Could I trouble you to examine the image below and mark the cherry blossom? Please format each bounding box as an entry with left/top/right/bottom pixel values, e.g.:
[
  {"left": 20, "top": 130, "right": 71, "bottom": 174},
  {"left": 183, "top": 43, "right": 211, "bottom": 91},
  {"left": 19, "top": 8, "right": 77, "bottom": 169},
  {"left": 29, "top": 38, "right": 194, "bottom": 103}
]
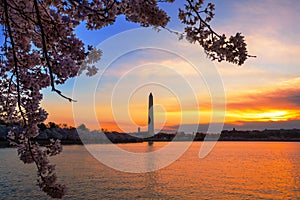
[{"left": 179, "top": 0, "right": 254, "bottom": 65}]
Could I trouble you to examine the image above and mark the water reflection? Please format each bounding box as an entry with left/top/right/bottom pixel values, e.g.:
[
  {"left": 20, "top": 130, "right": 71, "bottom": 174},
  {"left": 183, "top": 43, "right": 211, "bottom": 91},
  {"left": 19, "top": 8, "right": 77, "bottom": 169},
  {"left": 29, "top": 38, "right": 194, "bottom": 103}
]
[{"left": 0, "top": 142, "right": 299, "bottom": 199}]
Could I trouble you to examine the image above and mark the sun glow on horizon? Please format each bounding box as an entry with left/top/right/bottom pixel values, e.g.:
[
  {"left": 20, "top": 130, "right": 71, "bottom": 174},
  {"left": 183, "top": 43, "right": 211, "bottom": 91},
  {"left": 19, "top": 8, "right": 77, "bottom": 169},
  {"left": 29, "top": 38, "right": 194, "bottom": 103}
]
[
  {"left": 257, "top": 111, "right": 288, "bottom": 121},
  {"left": 225, "top": 109, "right": 300, "bottom": 123}
]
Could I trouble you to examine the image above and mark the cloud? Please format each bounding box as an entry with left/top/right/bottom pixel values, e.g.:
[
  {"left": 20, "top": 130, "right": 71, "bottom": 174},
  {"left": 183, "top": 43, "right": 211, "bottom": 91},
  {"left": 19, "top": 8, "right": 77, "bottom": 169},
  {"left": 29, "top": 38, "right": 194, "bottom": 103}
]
[
  {"left": 246, "top": 35, "right": 300, "bottom": 66},
  {"left": 285, "top": 93, "right": 300, "bottom": 106},
  {"left": 217, "top": 0, "right": 300, "bottom": 38},
  {"left": 166, "top": 119, "right": 300, "bottom": 132},
  {"left": 227, "top": 78, "right": 300, "bottom": 110},
  {"left": 267, "top": 88, "right": 300, "bottom": 107}
]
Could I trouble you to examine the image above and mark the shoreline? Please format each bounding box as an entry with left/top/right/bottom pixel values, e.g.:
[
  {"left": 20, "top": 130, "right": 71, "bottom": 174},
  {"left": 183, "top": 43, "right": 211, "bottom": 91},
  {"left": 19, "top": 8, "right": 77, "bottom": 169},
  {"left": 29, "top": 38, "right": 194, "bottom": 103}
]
[
  {"left": 1, "top": 126, "right": 299, "bottom": 148},
  {"left": 1, "top": 138, "right": 300, "bottom": 148}
]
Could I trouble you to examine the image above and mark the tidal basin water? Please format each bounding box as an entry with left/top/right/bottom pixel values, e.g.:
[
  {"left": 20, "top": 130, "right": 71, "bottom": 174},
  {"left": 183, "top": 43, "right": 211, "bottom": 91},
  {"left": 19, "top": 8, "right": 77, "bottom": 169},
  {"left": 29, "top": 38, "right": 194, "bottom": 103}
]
[{"left": 0, "top": 142, "right": 299, "bottom": 199}]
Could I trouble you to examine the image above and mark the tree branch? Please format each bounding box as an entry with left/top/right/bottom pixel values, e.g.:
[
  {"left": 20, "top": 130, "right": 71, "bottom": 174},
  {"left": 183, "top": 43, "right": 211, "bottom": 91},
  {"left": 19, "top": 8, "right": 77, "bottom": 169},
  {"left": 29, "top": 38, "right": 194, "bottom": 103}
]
[
  {"left": 33, "top": 0, "right": 76, "bottom": 102},
  {"left": 186, "top": 0, "right": 220, "bottom": 37},
  {"left": 3, "top": 0, "right": 27, "bottom": 126}
]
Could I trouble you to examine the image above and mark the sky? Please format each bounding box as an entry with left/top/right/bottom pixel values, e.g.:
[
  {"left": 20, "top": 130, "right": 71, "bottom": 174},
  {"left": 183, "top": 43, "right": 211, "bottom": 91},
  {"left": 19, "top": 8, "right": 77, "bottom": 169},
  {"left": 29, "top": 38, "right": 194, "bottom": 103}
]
[{"left": 42, "top": 0, "right": 300, "bottom": 132}]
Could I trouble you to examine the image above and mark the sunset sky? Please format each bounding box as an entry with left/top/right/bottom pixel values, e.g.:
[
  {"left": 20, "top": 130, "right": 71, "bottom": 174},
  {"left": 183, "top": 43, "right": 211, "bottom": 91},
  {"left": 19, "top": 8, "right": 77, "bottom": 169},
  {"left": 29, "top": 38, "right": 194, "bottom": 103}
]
[{"left": 42, "top": 0, "right": 300, "bottom": 132}]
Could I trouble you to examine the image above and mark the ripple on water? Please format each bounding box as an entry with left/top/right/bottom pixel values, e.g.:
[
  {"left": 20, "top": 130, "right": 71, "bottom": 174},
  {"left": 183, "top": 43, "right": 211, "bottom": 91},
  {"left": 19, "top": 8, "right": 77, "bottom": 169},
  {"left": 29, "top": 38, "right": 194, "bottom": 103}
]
[{"left": 0, "top": 142, "right": 299, "bottom": 199}]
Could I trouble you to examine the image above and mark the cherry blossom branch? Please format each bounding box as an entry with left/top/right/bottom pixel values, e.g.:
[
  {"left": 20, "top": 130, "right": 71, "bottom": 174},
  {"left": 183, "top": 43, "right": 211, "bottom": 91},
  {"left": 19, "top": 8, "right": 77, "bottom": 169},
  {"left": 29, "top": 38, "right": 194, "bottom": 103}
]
[
  {"left": 3, "top": 0, "right": 27, "bottom": 126},
  {"left": 33, "top": 0, "right": 76, "bottom": 102},
  {"left": 7, "top": 131, "right": 66, "bottom": 199},
  {"left": 187, "top": 0, "right": 256, "bottom": 59},
  {"left": 186, "top": 0, "right": 220, "bottom": 37},
  {"left": 68, "top": 0, "right": 118, "bottom": 28},
  {"left": 179, "top": 0, "right": 255, "bottom": 65},
  {"left": 5, "top": 72, "right": 15, "bottom": 109},
  {"left": 7, "top": 2, "right": 38, "bottom": 25},
  {"left": 27, "top": 139, "right": 64, "bottom": 198}
]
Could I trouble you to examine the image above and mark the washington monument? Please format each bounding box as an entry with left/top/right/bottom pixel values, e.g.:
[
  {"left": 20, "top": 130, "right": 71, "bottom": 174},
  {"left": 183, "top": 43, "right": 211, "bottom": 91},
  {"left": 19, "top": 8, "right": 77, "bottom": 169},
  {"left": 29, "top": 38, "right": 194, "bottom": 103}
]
[{"left": 148, "top": 92, "right": 154, "bottom": 136}]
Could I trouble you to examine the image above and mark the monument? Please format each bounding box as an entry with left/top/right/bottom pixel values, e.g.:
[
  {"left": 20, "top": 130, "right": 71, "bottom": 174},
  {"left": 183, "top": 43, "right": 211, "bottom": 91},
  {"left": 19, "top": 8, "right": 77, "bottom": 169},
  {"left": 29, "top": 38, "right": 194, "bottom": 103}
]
[
  {"left": 148, "top": 92, "right": 154, "bottom": 145},
  {"left": 148, "top": 92, "right": 154, "bottom": 135}
]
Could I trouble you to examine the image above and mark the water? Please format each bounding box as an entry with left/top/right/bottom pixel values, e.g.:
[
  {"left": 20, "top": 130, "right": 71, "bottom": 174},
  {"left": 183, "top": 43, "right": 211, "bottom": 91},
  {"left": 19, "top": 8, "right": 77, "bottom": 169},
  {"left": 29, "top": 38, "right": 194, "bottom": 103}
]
[{"left": 0, "top": 142, "right": 299, "bottom": 199}]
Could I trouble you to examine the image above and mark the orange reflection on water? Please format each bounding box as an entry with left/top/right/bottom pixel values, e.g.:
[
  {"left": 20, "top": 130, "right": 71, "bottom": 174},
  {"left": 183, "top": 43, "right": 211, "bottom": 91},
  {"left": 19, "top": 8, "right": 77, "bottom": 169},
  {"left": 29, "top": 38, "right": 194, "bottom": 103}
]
[
  {"left": 47, "top": 142, "right": 300, "bottom": 199},
  {"left": 162, "top": 142, "right": 300, "bottom": 199}
]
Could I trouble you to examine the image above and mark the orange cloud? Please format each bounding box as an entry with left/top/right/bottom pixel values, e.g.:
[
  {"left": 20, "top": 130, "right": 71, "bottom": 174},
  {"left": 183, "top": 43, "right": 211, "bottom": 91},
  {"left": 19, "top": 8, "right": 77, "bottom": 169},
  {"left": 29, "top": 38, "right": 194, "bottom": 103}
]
[{"left": 225, "top": 78, "right": 300, "bottom": 123}]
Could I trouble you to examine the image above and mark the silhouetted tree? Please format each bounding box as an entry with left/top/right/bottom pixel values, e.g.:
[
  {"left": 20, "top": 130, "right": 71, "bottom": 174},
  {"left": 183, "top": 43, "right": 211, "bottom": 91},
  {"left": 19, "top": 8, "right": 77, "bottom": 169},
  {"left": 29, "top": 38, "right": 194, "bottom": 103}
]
[{"left": 37, "top": 123, "right": 47, "bottom": 131}]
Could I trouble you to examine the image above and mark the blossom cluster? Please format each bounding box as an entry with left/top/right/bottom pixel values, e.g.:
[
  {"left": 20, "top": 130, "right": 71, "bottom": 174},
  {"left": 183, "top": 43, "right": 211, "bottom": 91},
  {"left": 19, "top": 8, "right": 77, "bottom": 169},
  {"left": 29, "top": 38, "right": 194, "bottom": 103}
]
[
  {"left": 7, "top": 131, "right": 65, "bottom": 198},
  {"left": 179, "top": 0, "right": 250, "bottom": 65}
]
